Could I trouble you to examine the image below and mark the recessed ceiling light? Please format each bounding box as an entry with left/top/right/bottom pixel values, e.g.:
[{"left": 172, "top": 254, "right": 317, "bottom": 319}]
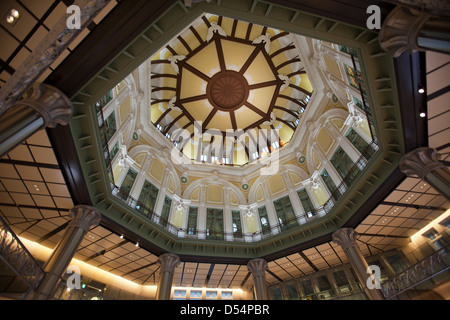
[{"left": 5, "top": 8, "right": 20, "bottom": 25}]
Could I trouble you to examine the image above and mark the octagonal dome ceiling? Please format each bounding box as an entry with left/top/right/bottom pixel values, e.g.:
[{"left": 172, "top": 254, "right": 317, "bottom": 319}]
[{"left": 150, "top": 13, "right": 313, "bottom": 166}]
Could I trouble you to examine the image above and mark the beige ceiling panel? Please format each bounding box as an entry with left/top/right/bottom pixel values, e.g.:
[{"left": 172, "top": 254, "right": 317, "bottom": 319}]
[
  {"left": 39, "top": 167, "right": 65, "bottom": 183},
  {"left": 183, "top": 100, "right": 213, "bottom": 124},
  {"left": 180, "top": 68, "right": 207, "bottom": 99},
  {"left": 206, "top": 110, "right": 232, "bottom": 132},
  {"left": 31, "top": 194, "right": 55, "bottom": 207},
  {"left": 222, "top": 39, "right": 255, "bottom": 72},
  {"left": 46, "top": 183, "right": 69, "bottom": 197},
  {"left": 29, "top": 146, "right": 58, "bottom": 164},
  {"left": 186, "top": 41, "right": 219, "bottom": 77},
  {"left": 244, "top": 51, "right": 275, "bottom": 85},
  {"left": 53, "top": 196, "right": 73, "bottom": 209},
  {"left": 20, "top": 0, "right": 54, "bottom": 18},
  {"left": 43, "top": 1, "right": 67, "bottom": 29},
  {"left": 1, "top": 178, "right": 27, "bottom": 193},
  {"left": 8, "top": 144, "right": 33, "bottom": 162}
]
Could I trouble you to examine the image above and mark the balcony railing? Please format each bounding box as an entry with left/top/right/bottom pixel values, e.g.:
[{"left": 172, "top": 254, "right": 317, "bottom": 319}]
[
  {"left": 0, "top": 215, "right": 45, "bottom": 295},
  {"left": 107, "top": 142, "right": 379, "bottom": 243},
  {"left": 381, "top": 244, "right": 450, "bottom": 299}
]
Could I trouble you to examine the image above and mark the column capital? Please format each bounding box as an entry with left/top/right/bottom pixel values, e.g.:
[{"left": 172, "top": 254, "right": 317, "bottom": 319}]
[
  {"left": 247, "top": 258, "right": 268, "bottom": 277},
  {"left": 19, "top": 83, "right": 72, "bottom": 128},
  {"left": 332, "top": 228, "right": 359, "bottom": 250},
  {"left": 68, "top": 205, "right": 101, "bottom": 232},
  {"left": 379, "top": 6, "right": 429, "bottom": 57},
  {"left": 400, "top": 147, "right": 446, "bottom": 180},
  {"left": 157, "top": 253, "right": 181, "bottom": 273}
]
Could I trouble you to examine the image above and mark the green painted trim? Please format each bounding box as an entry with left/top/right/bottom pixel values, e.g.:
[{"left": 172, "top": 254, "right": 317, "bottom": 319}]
[{"left": 68, "top": 0, "right": 404, "bottom": 260}]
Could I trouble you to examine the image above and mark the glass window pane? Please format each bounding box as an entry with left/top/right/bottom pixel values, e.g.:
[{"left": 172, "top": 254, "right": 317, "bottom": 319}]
[
  {"left": 333, "top": 270, "right": 349, "bottom": 287},
  {"left": 317, "top": 275, "right": 331, "bottom": 291},
  {"left": 330, "top": 146, "right": 360, "bottom": 186},
  {"left": 258, "top": 206, "right": 271, "bottom": 235},
  {"left": 297, "top": 189, "right": 315, "bottom": 216},
  {"left": 187, "top": 206, "right": 198, "bottom": 235},
  {"left": 286, "top": 283, "right": 299, "bottom": 300},
  {"left": 137, "top": 180, "right": 159, "bottom": 216},
  {"left": 272, "top": 287, "right": 282, "bottom": 300},
  {"left": 346, "top": 128, "right": 375, "bottom": 160},
  {"left": 232, "top": 210, "right": 242, "bottom": 238},
  {"left": 273, "top": 196, "right": 298, "bottom": 231},
  {"left": 301, "top": 279, "right": 315, "bottom": 297},
  {"left": 160, "top": 196, "right": 172, "bottom": 228},
  {"left": 206, "top": 208, "right": 224, "bottom": 240},
  {"left": 321, "top": 169, "right": 340, "bottom": 201},
  {"left": 105, "top": 110, "right": 117, "bottom": 142},
  {"left": 118, "top": 168, "right": 137, "bottom": 200}
]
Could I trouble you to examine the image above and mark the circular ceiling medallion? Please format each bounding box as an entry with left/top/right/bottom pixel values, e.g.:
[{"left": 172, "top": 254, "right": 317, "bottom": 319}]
[{"left": 207, "top": 71, "right": 249, "bottom": 111}]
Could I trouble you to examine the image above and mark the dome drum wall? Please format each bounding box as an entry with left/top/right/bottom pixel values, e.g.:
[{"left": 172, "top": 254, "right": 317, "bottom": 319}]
[{"left": 66, "top": 1, "right": 406, "bottom": 261}]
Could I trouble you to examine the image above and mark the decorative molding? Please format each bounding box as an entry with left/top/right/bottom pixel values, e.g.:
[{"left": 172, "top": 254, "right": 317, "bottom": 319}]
[
  {"left": 399, "top": 147, "right": 446, "bottom": 179},
  {"left": 18, "top": 83, "right": 73, "bottom": 128},
  {"left": 379, "top": 6, "right": 430, "bottom": 57},
  {"left": 0, "top": 0, "right": 112, "bottom": 115},
  {"left": 247, "top": 258, "right": 268, "bottom": 277},
  {"left": 157, "top": 253, "right": 181, "bottom": 273},
  {"left": 68, "top": 205, "right": 102, "bottom": 232},
  {"left": 384, "top": 0, "right": 450, "bottom": 17},
  {"left": 332, "top": 227, "right": 359, "bottom": 250}
]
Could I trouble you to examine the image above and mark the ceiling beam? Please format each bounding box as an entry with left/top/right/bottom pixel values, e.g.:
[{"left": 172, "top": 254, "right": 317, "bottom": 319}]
[
  {"left": 181, "top": 62, "right": 211, "bottom": 82},
  {"left": 381, "top": 201, "right": 447, "bottom": 211},
  {"left": 177, "top": 35, "right": 192, "bottom": 53},
  {"left": 273, "top": 105, "right": 299, "bottom": 119},
  {"left": 270, "top": 44, "right": 296, "bottom": 59},
  {"left": 215, "top": 37, "right": 226, "bottom": 72},
  {"left": 46, "top": 125, "right": 92, "bottom": 206},
  {"left": 239, "top": 46, "right": 261, "bottom": 76},
  {"left": 276, "top": 57, "right": 301, "bottom": 71},
  {"left": 266, "top": 268, "right": 284, "bottom": 282},
  {"left": 0, "top": 158, "right": 60, "bottom": 170},
  {"left": 36, "top": 221, "right": 69, "bottom": 243},
  {"left": 46, "top": 0, "right": 178, "bottom": 98},
  {"left": 299, "top": 251, "right": 319, "bottom": 272}
]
